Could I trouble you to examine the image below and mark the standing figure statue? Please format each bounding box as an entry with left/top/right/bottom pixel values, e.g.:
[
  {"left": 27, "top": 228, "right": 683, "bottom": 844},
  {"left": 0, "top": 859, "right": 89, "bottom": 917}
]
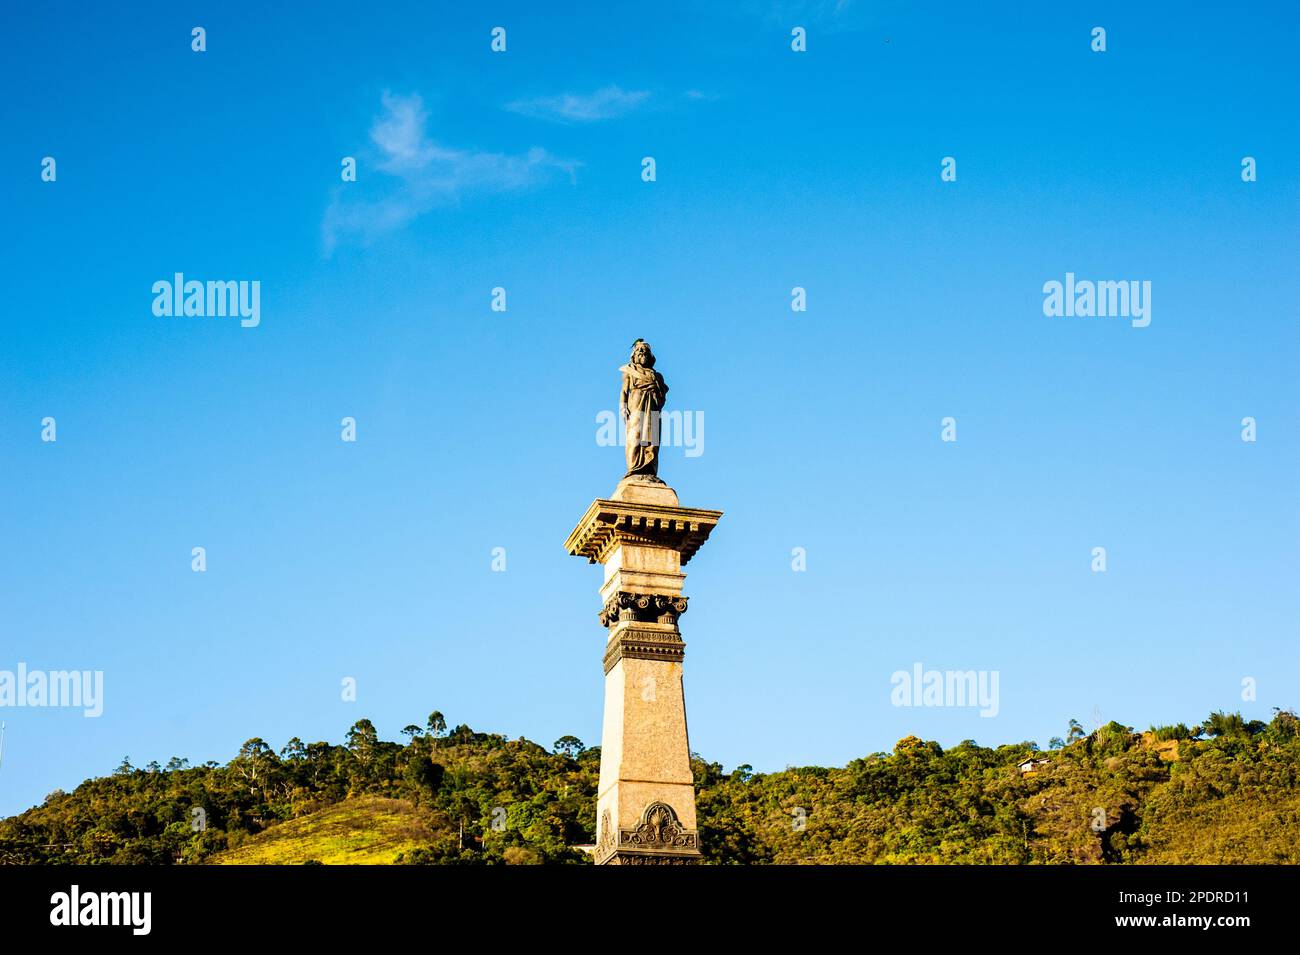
[{"left": 620, "top": 339, "right": 669, "bottom": 480}]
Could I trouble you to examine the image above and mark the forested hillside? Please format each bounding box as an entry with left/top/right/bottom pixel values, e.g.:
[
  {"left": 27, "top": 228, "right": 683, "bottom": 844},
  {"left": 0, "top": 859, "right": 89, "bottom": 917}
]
[{"left": 2, "top": 709, "right": 1297, "bottom": 864}]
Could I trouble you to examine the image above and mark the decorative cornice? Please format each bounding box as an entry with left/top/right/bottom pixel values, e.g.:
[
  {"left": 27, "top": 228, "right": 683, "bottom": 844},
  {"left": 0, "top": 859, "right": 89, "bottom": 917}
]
[
  {"left": 603, "top": 625, "right": 686, "bottom": 673},
  {"left": 565, "top": 499, "right": 722, "bottom": 566}
]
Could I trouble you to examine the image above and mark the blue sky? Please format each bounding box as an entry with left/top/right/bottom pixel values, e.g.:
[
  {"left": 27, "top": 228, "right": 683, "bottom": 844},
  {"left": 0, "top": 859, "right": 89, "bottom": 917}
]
[{"left": 1, "top": 1, "right": 1297, "bottom": 816}]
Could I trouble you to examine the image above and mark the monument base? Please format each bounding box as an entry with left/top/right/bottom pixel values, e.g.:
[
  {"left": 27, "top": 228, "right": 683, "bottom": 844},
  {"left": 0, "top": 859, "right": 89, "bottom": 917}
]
[
  {"left": 612, "top": 474, "right": 679, "bottom": 506},
  {"left": 595, "top": 794, "right": 703, "bottom": 865}
]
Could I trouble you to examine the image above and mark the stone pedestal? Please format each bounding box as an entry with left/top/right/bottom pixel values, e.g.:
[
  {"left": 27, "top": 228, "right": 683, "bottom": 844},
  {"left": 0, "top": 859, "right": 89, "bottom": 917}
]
[{"left": 565, "top": 478, "right": 721, "bottom": 865}]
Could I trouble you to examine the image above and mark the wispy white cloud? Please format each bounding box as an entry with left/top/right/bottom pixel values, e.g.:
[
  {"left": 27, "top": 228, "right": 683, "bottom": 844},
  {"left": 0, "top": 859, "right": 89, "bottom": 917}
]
[
  {"left": 369, "top": 91, "right": 438, "bottom": 172},
  {"left": 323, "top": 92, "right": 576, "bottom": 254},
  {"left": 506, "top": 85, "right": 651, "bottom": 123}
]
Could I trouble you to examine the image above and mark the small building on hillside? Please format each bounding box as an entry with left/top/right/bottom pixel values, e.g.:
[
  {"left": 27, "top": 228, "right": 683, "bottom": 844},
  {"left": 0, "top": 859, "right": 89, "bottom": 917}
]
[{"left": 1017, "top": 756, "right": 1051, "bottom": 775}]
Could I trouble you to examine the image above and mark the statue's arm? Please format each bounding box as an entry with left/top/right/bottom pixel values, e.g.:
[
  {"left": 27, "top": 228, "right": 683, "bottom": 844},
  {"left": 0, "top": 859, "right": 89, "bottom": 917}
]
[{"left": 620, "top": 374, "right": 630, "bottom": 419}]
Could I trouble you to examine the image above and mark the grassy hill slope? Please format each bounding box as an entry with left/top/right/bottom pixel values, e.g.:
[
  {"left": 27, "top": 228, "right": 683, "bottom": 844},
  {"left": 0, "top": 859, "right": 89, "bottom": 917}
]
[{"left": 212, "top": 796, "right": 439, "bottom": 865}]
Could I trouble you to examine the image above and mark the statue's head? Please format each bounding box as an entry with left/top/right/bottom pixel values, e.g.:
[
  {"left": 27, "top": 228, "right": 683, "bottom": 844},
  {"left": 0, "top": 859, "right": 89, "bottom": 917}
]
[{"left": 630, "top": 339, "right": 655, "bottom": 368}]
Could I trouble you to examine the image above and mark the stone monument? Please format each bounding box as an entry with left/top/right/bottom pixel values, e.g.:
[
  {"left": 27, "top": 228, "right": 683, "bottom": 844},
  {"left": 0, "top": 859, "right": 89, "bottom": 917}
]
[{"left": 564, "top": 340, "right": 721, "bottom": 864}]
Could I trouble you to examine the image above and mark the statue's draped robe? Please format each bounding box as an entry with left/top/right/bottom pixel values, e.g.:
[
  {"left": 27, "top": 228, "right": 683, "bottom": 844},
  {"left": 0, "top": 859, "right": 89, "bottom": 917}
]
[{"left": 621, "top": 362, "right": 669, "bottom": 477}]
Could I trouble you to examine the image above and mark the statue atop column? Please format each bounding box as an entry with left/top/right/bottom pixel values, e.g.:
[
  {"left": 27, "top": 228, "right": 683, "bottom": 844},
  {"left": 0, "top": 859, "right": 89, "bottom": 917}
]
[
  {"left": 620, "top": 339, "right": 669, "bottom": 481},
  {"left": 568, "top": 338, "right": 721, "bottom": 864}
]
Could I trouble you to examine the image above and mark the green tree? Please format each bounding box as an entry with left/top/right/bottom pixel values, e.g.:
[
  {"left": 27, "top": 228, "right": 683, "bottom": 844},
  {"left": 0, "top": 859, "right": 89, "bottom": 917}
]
[
  {"left": 1204, "top": 711, "right": 1247, "bottom": 738},
  {"left": 1067, "top": 719, "right": 1086, "bottom": 743},
  {"left": 280, "top": 737, "right": 306, "bottom": 762},
  {"left": 552, "top": 736, "right": 585, "bottom": 758},
  {"left": 345, "top": 720, "right": 379, "bottom": 765},
  {"left": 402, "top": 756, "right": 445, "bottom": 805},
  {"left": 234, "top": 738, "right": 274, "bottom": 788}
]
